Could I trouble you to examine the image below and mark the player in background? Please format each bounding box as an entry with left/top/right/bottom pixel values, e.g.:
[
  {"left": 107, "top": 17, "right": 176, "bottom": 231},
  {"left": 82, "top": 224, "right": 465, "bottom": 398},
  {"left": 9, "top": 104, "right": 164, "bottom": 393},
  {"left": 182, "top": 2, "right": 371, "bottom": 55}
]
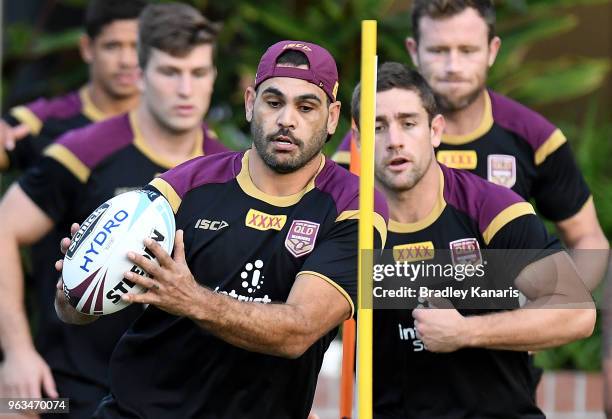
[
  {"left": 0, "top": 0, "right": 147, "bottom": 172},
  {"left": 55, "top": 40, "right": 388, "bottom": 419},
  {"left": 0, "top": 1, "right": 146, "bottom": 416},
  {"left": 404, "top": 0, "right": 608, "bottom": 398},
  {"left": 352, "top": 61, "right": 594, "bottom": 418},
  {"left": 0, "top": 4, "right": 226, "bottom": 417},
  {"left": 334, "top": 0, "right": 608, "bottom": 291}
]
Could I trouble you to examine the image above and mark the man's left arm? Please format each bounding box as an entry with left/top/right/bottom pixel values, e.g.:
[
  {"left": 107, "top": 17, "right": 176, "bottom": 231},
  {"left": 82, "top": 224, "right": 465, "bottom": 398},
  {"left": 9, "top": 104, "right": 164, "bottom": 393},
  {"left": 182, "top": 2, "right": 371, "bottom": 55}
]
[
  {"left": 533, "top": 140, "right": 609, "bottom": 289},
  {"left": 458, "top": 250, "right": 595, "bottom": 351},
  {"left": 414, "top": 214, "right": 596, "bottom": 353},
  {"left": 555, "top": 197, "right": 609, "bottom": 290}
]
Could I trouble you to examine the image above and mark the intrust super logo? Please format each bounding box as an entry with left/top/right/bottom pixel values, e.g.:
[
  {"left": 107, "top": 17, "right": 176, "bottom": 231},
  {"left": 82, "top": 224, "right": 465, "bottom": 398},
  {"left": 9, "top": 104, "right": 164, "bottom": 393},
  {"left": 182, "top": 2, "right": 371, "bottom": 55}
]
[
  {"left": 245, "top": 209, "right": 287, "bottom": 231},
  {"left": 398, "top": 322, "right": 426, "bottom": 352},
  {"left": 393, "top": 241, "right": 434, "bottom": 262}
]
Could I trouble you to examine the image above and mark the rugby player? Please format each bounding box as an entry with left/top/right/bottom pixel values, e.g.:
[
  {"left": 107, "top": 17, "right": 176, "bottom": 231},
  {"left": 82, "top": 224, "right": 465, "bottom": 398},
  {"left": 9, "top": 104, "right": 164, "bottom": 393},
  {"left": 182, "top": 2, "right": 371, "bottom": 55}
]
[
  {"left": 0, "top": 4, "right": 225, "bottom": 417},
  {"left": 335, "top": 0, "right": 608, "bottom": 291},
  {"left": 0, "top": 0, "right": 146, "bottom": 171},
  {"left": 55, "top": 40, "right": 388, "bottom": 418},
  {"left": 352, "top": 62, "right": 595, "bottom": 418}
]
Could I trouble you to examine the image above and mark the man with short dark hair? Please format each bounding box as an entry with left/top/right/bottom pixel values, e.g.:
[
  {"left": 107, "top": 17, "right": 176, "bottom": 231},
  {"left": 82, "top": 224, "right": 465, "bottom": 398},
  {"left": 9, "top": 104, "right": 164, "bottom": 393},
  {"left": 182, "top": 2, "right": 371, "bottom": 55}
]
[
  {"left": 55, "top": 39, "right": 387, "bottom": 419},
  {"left": 335, "top": 0, "right": 608, "bottom": 290},
  {"left": 0, "top": 1, "right": 146, "bottom": 416},
  {"left": 352, "top": 61, "right": 594, "bottom": 418},
  {"left": 0, "top": 0, "right": 147, "bottom": 170},
  {"left": 0, "top": 4, "right": 226, "bottom": 417}
]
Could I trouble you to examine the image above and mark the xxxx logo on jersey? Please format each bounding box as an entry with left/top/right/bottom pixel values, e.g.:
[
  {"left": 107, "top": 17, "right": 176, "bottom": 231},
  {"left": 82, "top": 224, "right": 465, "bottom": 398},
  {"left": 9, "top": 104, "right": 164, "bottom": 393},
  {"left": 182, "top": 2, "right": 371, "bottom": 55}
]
[
  {"left": 393, "top": 241, "right": 435, "bottom": 262},
  {"left": 437, "top": 150, "right": 477, "bottom": 169},
  {"left": 245, "top": 209, "right": 287, "bottom": 231}
]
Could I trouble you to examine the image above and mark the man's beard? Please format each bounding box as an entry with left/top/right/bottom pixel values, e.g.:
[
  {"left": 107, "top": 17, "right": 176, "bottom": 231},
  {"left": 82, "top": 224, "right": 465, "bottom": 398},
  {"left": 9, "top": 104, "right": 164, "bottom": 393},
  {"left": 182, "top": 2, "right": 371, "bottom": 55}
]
[
  {"left": 375, "top": 151, "right": 432, "bottom": 193},
  {"left": 251, "top": 117, "right": 327, "bottom": 174},
  {"left": 434, "top": 83, "right": 484, "bottom": 113}
]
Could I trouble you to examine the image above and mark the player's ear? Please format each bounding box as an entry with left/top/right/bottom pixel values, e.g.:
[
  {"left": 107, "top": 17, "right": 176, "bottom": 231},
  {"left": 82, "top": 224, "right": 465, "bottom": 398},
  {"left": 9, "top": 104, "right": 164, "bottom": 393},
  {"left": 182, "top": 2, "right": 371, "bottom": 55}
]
[
  {"left": 405, "top": 37, "right": 419, "bottom": 68},
  {"left": 79, "top": 34, "right": 93, "bottom": 64},
  {"left": 244, "top": 87, "right": 256, "bottom": 122},
  {"left": 326, "top": 100, "right": 341, "bottom": 135},
  {"left": 352, "top": 122, "right": 361, "bottom": 151},
  {"left": 430, "top": 114, "right": 445, "bottom": 148},
  {"left": 487, "top": 36, "right": 501, "bottom": 68}
]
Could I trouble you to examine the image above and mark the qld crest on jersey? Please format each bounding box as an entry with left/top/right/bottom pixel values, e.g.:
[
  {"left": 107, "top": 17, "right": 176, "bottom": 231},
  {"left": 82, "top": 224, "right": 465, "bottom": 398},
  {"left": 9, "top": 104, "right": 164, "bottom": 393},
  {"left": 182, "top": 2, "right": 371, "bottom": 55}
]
[
  {"left": 449, "top": 238, "right": 482, "bottom": 266},
  {"left": 285, "top": 220, "right": 320, "bottom": 257},
  {"left": 487, "top": 154, "right": 516, "bottom": 188}
]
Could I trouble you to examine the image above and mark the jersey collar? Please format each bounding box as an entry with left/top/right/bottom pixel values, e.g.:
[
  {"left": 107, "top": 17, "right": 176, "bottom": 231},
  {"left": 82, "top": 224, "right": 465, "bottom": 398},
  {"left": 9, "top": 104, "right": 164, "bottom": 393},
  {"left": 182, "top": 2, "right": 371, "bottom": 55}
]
[
  {"left": 79, "top": 86, "right": 107, "bottom": 122},
  {"left": 388, "top": 165, "right": 447, "bottom": 233},
  {"left": 441, "top": 90, "right": 493, "bottom": 145},
  {"left": 129, "top": 111, "right": 204, "bottom": 169},
  {"left": 236, "top": 150, "right": 325, "bottom": 207}
]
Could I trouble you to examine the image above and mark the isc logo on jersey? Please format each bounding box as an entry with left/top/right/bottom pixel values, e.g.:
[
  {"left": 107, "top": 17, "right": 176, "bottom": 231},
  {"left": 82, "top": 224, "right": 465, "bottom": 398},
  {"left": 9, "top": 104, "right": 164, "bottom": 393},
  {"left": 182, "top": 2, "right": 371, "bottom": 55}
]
[
  {"left": 62, "top": 189, "right": 175, "bottom": 315},
  {"left": 195, "top": 219, "right": 229, "bottom": 231}
]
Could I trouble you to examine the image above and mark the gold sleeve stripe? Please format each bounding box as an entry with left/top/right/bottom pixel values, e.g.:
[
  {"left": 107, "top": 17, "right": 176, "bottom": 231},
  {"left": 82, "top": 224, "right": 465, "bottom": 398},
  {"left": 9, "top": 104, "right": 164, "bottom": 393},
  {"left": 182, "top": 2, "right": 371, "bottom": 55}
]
[
  {"left": 44, "top": 144, "right": 90, "bottom": 183},
  {"left": 297, "top": 270, "right": 355, "bottom": 318},
  {"left": 336, "top": 210, "right": 388, "bottom": 249},
  {"left": 482, "top": 202, "right": 536, "bottom": 245},
  {"left": 331, "top": 150, "right": 351, "bottom": 165},
  {"left": 578, "top": 195, "right": 594, "bottom": 216},
  {"left": 534, "top": 129, "right": 567, "bottom": 166},
  {"left": 0, "top": 148, "right": 9, "bottom": 171},
  {"left": 335, "top": 209, "right": 358, "bottom": 222},
  {"left": 149, "top": 177, "right": 181, "bottom": 214},
  {"left": 10, "top": 106, "right": 42, "bottom": 135}
]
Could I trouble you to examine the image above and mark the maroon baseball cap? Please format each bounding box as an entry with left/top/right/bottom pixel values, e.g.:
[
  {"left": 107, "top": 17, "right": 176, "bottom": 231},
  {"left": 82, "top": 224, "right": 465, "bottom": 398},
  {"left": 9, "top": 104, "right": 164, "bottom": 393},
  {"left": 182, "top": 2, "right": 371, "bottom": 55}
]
[{"left": 254, "top": 40, "right": 339, "bottom": 101}]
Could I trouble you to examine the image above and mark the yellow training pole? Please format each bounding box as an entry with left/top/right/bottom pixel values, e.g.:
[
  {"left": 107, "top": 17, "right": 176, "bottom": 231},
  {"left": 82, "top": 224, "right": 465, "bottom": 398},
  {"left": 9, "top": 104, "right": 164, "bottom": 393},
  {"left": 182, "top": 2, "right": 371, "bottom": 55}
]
[{"left": 357, "top": 20, "right": 377, "bottom": 419}]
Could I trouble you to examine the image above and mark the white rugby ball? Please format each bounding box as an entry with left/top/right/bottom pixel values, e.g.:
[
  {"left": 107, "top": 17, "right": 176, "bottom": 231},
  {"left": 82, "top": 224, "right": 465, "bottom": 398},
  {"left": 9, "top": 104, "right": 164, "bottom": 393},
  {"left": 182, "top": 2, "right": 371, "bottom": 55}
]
[{"left": 62, "top": 188, "right": 175, "bottom": 315}]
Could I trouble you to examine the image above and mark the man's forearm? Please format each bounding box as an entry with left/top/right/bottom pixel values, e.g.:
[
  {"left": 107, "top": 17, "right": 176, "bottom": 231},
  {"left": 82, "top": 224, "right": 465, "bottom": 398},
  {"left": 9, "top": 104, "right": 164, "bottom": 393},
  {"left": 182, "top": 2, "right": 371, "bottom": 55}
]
[
  {"left": 567, "top": 233, "right": 610, "bottom": 291},
  {"left": 464, "top": 307, "right": 595, "bottom": 351},
  {"left": 0, "top": 236, "right": 35, "bottom": 354},
  {"left": 189, "top": 286, "right": 324, "bottom": 359}
]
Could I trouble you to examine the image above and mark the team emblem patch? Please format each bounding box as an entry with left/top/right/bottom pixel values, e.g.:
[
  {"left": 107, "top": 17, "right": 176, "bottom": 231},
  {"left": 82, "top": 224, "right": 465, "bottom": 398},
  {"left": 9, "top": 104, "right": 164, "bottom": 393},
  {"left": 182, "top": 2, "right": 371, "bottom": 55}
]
[
  {"left": 449, "top": 238, "right": 482, "bottom": 266},
  {"left": 487, "top": 154, "right": 516, "bottom": 188},
  {"left": 285, "top": 220, "right": 320, "bottom": 257}
]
